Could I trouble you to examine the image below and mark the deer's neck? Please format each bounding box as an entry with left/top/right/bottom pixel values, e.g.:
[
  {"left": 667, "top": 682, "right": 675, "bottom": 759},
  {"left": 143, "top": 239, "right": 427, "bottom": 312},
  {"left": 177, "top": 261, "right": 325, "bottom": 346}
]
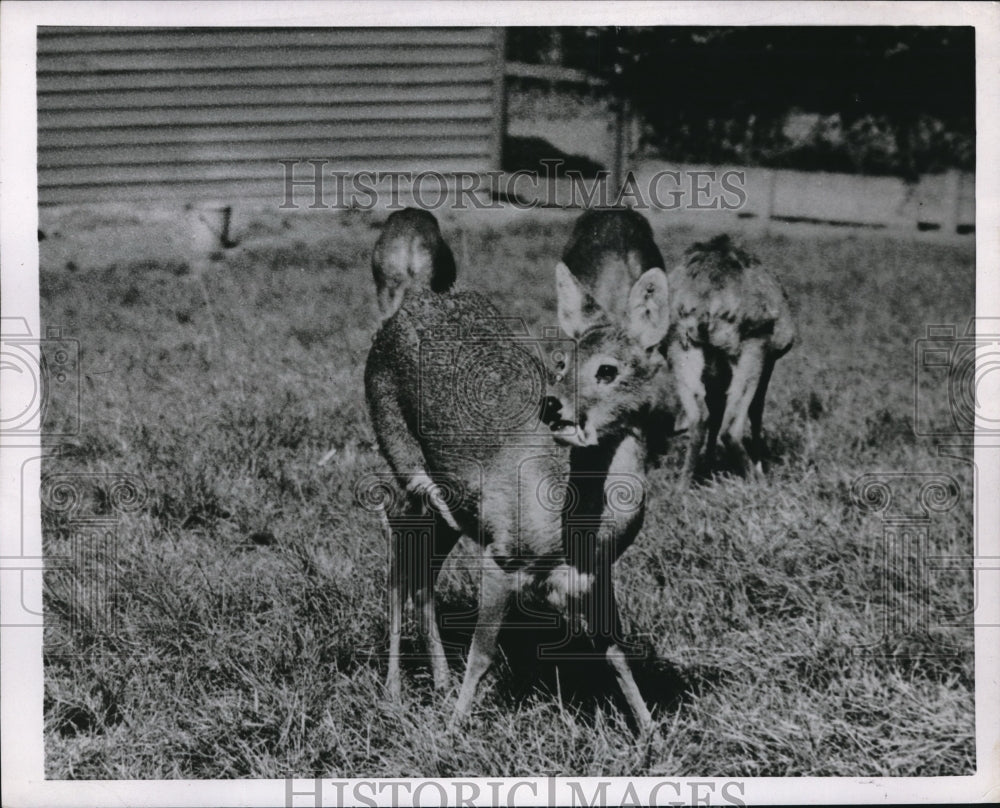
[
  {"left": 563, "top": 430, "right": 647, "bottom": 567},
  {"left": 565, "top": 425, "right": 645, "bottom": 515},
  {"left": 567, "top": 443, "right": 616, "bottom": 516}
]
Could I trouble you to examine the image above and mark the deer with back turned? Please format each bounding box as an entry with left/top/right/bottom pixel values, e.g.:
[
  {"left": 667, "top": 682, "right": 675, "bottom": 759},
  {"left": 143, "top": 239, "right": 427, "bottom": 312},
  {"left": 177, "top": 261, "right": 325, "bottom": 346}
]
[{"left": 372, "top": 207, "right": 457, "bottom": 321}]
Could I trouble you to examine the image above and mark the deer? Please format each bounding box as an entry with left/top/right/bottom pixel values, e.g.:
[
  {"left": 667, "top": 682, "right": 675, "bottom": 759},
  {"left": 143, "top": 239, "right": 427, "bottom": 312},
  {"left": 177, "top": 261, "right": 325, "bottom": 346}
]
[
  {"left": 362, "top": 262, "right": 673, "bottom": 732},
  {"left": 667, "top": 234, "right": 796, "bottom": 485},
  {"left": 371, "top": 207, "right": 457, "bottom": 321},
  {"left": 320, "top": 208, "right": 459, "bottom": 468}
]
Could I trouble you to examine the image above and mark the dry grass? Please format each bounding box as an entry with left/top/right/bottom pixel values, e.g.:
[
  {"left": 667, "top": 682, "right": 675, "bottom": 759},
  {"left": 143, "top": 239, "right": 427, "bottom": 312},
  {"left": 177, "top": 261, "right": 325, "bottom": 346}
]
[{"left": 39, "top": 206, "right": 975, "bottom": 777}]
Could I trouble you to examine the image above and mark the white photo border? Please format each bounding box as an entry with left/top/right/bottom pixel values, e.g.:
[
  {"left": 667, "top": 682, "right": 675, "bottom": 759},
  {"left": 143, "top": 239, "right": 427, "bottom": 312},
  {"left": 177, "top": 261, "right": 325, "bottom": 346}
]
[{"left": 2, "top": 1, "right": 997, "bottom": 805}]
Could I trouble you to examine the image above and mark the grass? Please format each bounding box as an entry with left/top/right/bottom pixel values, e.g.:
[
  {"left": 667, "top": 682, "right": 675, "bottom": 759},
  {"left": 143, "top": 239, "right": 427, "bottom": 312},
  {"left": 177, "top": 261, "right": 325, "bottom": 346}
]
[{"left": 39, "top": 206, "right": 975, "bottom": 778}]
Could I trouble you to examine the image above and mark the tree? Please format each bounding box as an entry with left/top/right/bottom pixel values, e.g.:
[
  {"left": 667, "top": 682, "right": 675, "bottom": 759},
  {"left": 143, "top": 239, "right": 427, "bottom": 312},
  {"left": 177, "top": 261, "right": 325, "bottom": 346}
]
[{"left": 506, "top": 26, "right": 975, "bottom": 174}]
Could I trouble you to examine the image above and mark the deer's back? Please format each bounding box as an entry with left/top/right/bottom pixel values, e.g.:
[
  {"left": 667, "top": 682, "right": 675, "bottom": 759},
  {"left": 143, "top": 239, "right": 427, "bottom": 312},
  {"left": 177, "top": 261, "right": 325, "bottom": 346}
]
[
  {"left": 669, "top": 235, "right": 795, "bottom": 356},
  {"left": 365, "top": 291, "right": 565, "bottom": 517}
]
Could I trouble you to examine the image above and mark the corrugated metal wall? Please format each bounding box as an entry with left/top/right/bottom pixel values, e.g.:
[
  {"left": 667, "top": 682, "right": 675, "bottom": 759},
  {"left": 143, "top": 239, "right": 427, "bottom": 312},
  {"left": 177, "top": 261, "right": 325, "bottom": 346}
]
[{"left": 37, "top": 27, "right": 504, "bottom": 205}]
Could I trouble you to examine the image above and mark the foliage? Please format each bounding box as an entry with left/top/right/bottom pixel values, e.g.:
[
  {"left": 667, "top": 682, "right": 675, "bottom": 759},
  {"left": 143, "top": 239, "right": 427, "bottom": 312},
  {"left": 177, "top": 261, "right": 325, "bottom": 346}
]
[{"left": 507, "top": 27, "right": 975, "bottom": 175}]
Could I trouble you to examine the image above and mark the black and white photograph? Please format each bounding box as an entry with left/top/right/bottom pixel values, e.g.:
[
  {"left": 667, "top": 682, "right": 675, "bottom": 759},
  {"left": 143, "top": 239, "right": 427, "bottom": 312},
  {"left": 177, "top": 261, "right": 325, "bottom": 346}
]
[{"left": 1, "top": 1, "right": 998, "bottom": 805}]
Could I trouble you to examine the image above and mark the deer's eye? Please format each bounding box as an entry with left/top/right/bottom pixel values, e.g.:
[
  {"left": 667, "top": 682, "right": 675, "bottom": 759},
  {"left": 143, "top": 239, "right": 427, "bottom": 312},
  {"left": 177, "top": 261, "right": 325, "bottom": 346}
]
[{"left": 596, "top": 363, "right": 619, "bottom": 384}]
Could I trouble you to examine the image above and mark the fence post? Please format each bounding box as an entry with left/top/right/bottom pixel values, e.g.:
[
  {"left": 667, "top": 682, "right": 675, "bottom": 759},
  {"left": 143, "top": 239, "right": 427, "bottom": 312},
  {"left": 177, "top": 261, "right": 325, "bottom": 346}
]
[
  {"left": 611, "top": 96, "right": 627, "bottom": 198},
  {"left": 763, "top": 168, "right": 779, "bottom": 231},
  {"left": 943, "top": 169, "right": 961, "bottom": 235}
]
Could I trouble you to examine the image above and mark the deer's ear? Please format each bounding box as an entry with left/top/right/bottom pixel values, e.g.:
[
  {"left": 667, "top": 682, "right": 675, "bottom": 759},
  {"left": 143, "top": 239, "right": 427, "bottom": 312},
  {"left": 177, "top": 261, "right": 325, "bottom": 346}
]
[
  {"left": 626, "top": 268, "right": 671, "bottom": 349},
  {"left": 555, "top": 262, "right": 608, "bottom": 338}
]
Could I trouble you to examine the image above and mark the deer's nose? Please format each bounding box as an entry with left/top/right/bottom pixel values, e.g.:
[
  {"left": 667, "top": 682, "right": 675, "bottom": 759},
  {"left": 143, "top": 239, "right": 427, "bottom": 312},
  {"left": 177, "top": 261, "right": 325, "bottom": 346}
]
[{"left": 540, "top": 395, "right": 563, "bottom": 425}]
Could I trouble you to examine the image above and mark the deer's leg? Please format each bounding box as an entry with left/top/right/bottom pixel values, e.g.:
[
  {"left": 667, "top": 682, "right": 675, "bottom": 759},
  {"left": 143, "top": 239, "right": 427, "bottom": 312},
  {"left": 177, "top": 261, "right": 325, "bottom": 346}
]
[
  {"left": 719, "top": 339, "right": 766, "bottom": 478},
  {"left": 399, "top": 469, "right": 464, "bottom": 689},
  {"left": 607, "top": 643, "right": 652, "bottom": 731},
  {"left": 748, "top": 354, "right": 776, "bottom": 473},
  {"left": 586, "top": 563, "right": 652, "bottom": 732},
  {"left": 704, "top": 382, "right": 726, "bottom": 471},
  {"left": 381, "top": 506, "right": 406, "bottom": 701},
  {"left": 670, "top": 345, "right": 707, "bottom": 487},
  {"left": 414, "top": 513, "right": 460, "bottom": 691},
  {"left": 385, "top": 475, "right": 460, "bottom": 699},
  {"left": 450, "top": 550, "right": 513, "bottom": 729}
]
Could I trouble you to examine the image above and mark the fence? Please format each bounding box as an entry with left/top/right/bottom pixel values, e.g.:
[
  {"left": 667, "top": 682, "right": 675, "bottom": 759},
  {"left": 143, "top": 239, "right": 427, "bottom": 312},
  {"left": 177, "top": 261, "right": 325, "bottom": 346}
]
[{"left": 505, "top": 62, "right": 975, "bottom": 235}]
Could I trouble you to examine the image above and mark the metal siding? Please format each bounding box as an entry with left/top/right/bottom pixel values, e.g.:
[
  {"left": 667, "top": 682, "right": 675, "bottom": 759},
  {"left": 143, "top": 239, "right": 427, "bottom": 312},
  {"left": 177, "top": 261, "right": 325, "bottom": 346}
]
[
  {"left": 39, "top": 119, "right": 493, "bottom": 147},
  {"left": 37, "top": 28, "right": 495, "bottom": 51},
  {"left": 37, "top": 27, "right": 502, "bottom": 204},
  {"left": 39, "top": 65, "right": 495, "bottom": 92}
]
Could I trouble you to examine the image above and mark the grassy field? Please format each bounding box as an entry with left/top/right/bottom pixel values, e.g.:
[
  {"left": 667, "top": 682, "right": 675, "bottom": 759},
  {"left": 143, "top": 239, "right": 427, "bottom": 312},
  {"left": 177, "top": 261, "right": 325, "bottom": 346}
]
[{"left": 39, "top": 206, "right": 975, "bottom": 778}]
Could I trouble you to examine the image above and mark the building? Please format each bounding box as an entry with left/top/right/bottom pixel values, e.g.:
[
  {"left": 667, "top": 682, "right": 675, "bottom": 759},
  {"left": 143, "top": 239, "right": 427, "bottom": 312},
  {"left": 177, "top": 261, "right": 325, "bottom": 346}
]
[{"left": 37, "top": 27, "right": 505, "bottom": 205}]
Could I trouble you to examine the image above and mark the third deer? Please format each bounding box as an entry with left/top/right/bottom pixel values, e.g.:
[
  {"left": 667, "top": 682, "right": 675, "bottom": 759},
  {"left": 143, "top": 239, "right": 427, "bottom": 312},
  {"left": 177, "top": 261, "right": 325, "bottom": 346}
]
[{"left": 667, "top": 234, "right": 796, "bottom": 485}]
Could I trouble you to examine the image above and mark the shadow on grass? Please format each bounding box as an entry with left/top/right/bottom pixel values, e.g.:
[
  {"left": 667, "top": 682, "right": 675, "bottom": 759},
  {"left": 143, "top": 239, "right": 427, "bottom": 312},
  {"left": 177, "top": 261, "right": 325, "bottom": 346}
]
[
  {"left": 494, "top": 618, "right": 721, "bottom": 727},
  {"left": 675, "top": 434, "right": 795, "bottom": 485},
  {"left": 645, "top": 418, "right": 799, "bottom": 484},
  {"left": 390, "top": 595, "right": 723, "bottom": 726}
]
